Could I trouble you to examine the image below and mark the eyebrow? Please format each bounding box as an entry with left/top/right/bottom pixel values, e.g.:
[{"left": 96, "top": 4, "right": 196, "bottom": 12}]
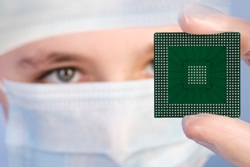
[{"left": 18, "top": 52, "right": 84, "bottom": 68}]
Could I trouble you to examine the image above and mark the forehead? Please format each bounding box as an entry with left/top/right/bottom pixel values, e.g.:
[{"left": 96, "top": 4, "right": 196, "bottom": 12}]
[
  {"left": 3, "top": 25, "right": 181, "bottom": 53},
  {"left": 1, "top": 27, "right": 154, "bottom": 59},
  {"left": 0, "top": 26, "right": 180, "bottom": 63},
  {"left": 0, "top": 25, "right": 180, "bottom": 72}
]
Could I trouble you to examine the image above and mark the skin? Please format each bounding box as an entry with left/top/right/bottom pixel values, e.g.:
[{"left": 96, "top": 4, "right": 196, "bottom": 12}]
[
  {"left": 178, "top": 4, "right": 250, "bottom": 167},
  {"left": 0, "top": 25, "right": 181, "bottom": 117},
  {"left": 1, "top": 4, "right": 250, "bottom": 166}
]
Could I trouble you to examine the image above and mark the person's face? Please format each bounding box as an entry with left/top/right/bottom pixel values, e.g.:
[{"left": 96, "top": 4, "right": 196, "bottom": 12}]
[{"left": 0, "top": 25, "right": 181, "bottom": 115}]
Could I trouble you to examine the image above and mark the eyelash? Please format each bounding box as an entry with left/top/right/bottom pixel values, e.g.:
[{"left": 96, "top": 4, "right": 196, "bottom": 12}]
[
  {"left": 35, "top": 67, "right": 77, "bottom": 82},
  {"left": 34, "top": 61, "right": 154, "bottom": 83}
]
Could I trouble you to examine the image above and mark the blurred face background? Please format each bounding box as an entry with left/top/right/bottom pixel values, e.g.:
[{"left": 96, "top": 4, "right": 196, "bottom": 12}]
[
  {"left": 0, "top": 0, "right": 231, "bottom": 115},
  {"left": 0, "top": 0, "right": 231, "bottom": 167},
  {"left": 0, "top": 26, "right": 181, "bottom": 115}
]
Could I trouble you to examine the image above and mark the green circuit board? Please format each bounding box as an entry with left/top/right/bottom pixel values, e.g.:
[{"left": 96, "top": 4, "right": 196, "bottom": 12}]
[{"left": 154, "top": 32, "right": 240, "bottom": 117}]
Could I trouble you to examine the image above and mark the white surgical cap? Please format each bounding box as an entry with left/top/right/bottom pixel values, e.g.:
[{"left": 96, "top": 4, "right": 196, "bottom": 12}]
[{"left": 0, "top": 0, "right": 231, "bottom": 55}]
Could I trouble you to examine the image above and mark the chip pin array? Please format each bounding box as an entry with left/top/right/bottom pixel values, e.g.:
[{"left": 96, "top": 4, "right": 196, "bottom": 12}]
[{"left": 154, "top": 32, "right": 240, "bottom": 118}]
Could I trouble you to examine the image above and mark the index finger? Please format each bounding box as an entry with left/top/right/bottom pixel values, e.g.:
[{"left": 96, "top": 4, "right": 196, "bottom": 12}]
[{"left": 178, "top": 3, "right": 250, "bottom": 58}]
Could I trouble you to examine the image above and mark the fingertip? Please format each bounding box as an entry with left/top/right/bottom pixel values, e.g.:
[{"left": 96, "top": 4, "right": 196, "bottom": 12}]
[
  {"left": 178, "top": 3, "right": 228, "bottom": 34},
  {"left": 182, "top": 114, "right": 210, "bottom": 140}
]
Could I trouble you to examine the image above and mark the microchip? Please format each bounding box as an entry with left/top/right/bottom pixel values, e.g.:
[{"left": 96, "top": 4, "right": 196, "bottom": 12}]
[{"left": 154, "top": 32, "right": 240, "bottom": 118}]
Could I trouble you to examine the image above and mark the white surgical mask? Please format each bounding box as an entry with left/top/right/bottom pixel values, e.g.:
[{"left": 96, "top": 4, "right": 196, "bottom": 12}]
[{"left": 3, "top": 79, "right": 212, "bottom": 167}]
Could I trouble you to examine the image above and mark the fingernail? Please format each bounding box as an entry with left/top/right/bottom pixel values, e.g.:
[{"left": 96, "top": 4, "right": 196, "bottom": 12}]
[
  {"left": 244, "top": 60, "right": 250, "bottom": 66},
  {"left": 178, "top": 3, "right": 227, "bottom": 33},
  {"left": 180, "top": 3, "right": 223, "bottom": 22},
  {"left": 243, "top": 53, "right": 250, "bottom": 67},
  {"left": 182, "top": 115, "right": 194, "bottom": 128},
  {"left": 182, "top": 114, "right": 210, "bottom": 129},
  {"left": 182, "top": 115, "right": 197, "bottom": 133}
]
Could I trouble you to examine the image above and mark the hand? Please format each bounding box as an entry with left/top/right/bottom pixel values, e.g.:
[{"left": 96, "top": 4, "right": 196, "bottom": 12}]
[{"left": 178, "top": 4, "right": 250, "bottom": 167}]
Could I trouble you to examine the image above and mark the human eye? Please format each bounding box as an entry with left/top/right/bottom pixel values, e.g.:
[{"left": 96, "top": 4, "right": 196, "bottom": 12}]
[
  {"left": 144, "top": 60, "right": 154, "bottom": 77},
  {"left": 37, "top": 67, "right": 82, "bottom": 84}
]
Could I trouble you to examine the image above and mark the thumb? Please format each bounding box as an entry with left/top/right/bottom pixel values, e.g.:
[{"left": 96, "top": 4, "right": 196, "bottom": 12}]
[
  {"left": 182, "top": 114, "right": 250, "bottom": 167},
  {"left": 178, "top": 3, "right": 250, "bottom": 58}
]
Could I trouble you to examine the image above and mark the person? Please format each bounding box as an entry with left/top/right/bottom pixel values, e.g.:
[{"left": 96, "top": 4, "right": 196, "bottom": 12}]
[{"left": 0, "top": 1, "right": 249, "bottom": 167}]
